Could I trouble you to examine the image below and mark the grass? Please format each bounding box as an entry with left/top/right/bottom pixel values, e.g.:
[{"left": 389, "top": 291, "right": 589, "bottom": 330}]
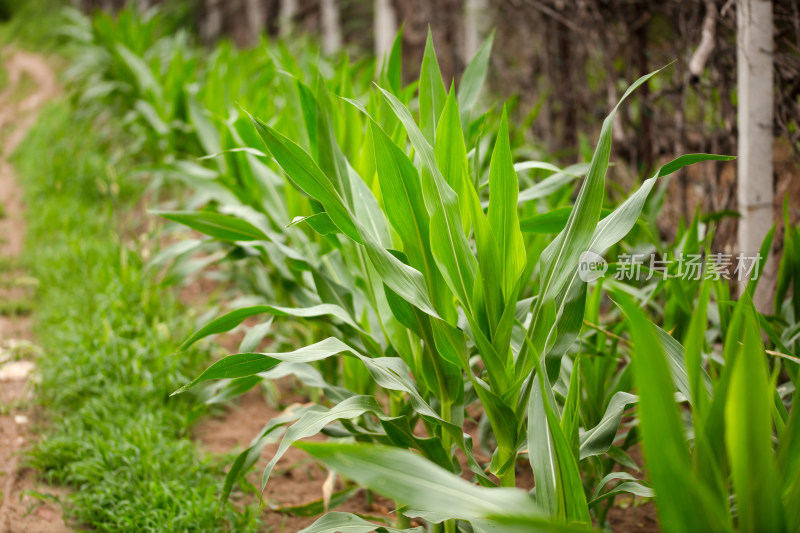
[
  {"left": 0, "top": 0, "right": 66, "bottom": 49},
  {"left": 6, "top": 4, "right": 797, "bottom": 532},
  {"left": 14, "top": 99, "right": 260, "bottom": 532},
  {"left": 8, "top": 69, "right": 34, "bottom": 102}
]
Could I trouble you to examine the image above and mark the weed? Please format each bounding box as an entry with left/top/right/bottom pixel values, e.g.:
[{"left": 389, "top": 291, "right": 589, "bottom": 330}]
[{"left": 15, "top": 100, "right": 261, "bottom": 532}]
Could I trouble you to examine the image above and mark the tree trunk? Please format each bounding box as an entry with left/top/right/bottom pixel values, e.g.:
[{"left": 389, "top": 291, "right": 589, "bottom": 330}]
[
  {"left": 462, "top": 0, "right": 488, "bottom": 62},
  {"left": 279, "top": 0, "right": 298, "bottom": 37},
  {"left": 374, "top": 0, "right": 397, "bottom": 63},
  {"left": 320, "top": 0, "right": 342, "bottom": 55},
  {"left": 736, "top": 0, "right": 774, "bottom": 309},
  {"left": 244, "top": 0, "right": 266, "bottom": 46},
  {"left": 202, "top": 0, "right": 223, "bottom": 44}
]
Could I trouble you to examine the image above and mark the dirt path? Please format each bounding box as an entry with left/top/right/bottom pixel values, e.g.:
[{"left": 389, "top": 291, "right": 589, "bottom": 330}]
[{"left": 0, "top": 49, "right": 68, "bottom": 533}]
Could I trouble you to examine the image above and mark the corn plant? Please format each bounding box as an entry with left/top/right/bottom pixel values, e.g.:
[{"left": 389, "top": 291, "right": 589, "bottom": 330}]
[
  {"left": 160, "top": 26, "right": 747, "bottom": 530},
  {"left": 54, "top": 5, "right": 800, "bottom": 531},
  {"left": 617, "top": 271, "right": 800, "bottom": 532}
]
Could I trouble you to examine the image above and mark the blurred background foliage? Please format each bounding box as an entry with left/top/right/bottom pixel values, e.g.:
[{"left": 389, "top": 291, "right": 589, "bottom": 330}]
[{"left": 38, "top": 0, "right": 796, "bottom": 253}]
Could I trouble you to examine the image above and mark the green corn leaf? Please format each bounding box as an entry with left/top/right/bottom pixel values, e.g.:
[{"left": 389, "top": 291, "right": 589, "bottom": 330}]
[
  {"left": 298, "top": 511, "right": 424, "bottom": 533},
  {"left": 537, "top": 70, "right": 663, "bottom": 305},
  {"left": 775, "top": 196, "right": 800, "bottom": 317},
  {"left": 527, "top": 348, "right": 591, "bottom": 523},
  {"left": 115, "top": 43, "right": 162, "bottom": 102},
  {"left": 743, "top": 224, "right": 776, "bottom": 301},
  {"left": 777, "top": 390, "right": 800, "bottom": 531},
  {"left": 418, "top": 29, "right": 447, "bottom": 143},
  {"left": 237, "top": 319, "right": 274, "bottom": 354},
  {"left": 519, "top": 69, "right": 665, "bottom": 380},
  {"left": 656, "top": 153, "right": 735, "bottom": 178},
  {"left": 725, "top": 307, "right": 786, "bottom": 532},
  {"left": 560, "top": 354, "right": 582, "bottom": 461},
  {"left": 538, "top": 153, "right": 728, "bottom": 392},
  {"left": 469, "top": 176, "right": 504, "bottom": 339},
  {"left": 173, "top": 337, "right": 359, "bottom": 395},
  {"left": 382, "top": 26, "right": 404, "bottom": 95},
  {"left": 487, "top": 108, "right": 526, "bottom": 300},
  {"left": 255, "top": 117, "right": 438, "bottom": 317},
  {"left": 173, "top": 352, "right": 282, "bottom": 395},
  {"left": 588, "top": 472, "right": 654, "bottom": 507},
  {"left": 180, "top": 303, "right": 361, "bottom": 350},
  {"left": 378, "top": 416, "right": 452, "bottom": 470},
  {"left": 370, "top": 121, "right": 446, "bottom": 311},
  {"left": 261, "top": 362, "right": 355, "bottom": 403},
  {"left": 157, "top": 211, "right": 268, "bottom": 241},
  {"left": 684, "top": 282, "right": 711, "bottom": 416},
  {"left": 288, "top": 212, "right": 341, "bottom": 235},
  {"left": 273, "top": 486, "right": 361, "bottom": 517},
  {"left": 579, "top": 391, "right": 637, "bottom": 459},
  {"left": 457, "top": 30, "right": 494, "bottom": 114},
  {"left": 360, "top": 237, "right": 440, "bottom": 318},
  {"left": 471, "top": 377, "right": 518, "bottom": 477},
  {"left": 350, "top": 164, "right": 392, "bottom": 246},
  {"left": 520, "top": 207, "right": 577, "bottom": 234},
  {"left": 435, "top": 89, "right": 473, "bottom": 234},
  {"left": 187, "top": 93, "right": 222, "bottom": 161},
  {"left": 704, "top": 293, "right": 752, "bottom": 463},
  {"left": 262, "top": 396, "right": 386, "bottom": 490},
  {"left": 253, "top": 117, "right": 360, "bottom": 242},
  {"left": 296, "top": 78, "right": 319, "bottom": 153},
  {"left": 313, "top": 75, "right": 354, "bottom": 207},
  {"left": 516, "top": 165, "right": 589, "bottom": 206},
  {"left": 617, "top": 293, "right": 727, "bottom": 533},
  {"left": 297, "top": 442, "right": 540, "bottom": 520},
  {"left": 376, "top": 85, "right": 477, "bottom": 313},
  {"left": 474, "top": 516, "right": 595, "bottom": 533}
]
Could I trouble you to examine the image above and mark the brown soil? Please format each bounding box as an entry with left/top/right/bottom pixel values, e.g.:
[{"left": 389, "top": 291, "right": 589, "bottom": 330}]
[
  {"left": 604, "top": 445, "right": 659, "bottom": 533},
  {"left": 192, "top": 370, "right": 660, "bottom": 532},
  {"left": 194, "top": 387, "right": 396, "bottom": 531},
  {"left": 0, "top": 49, "right": 68, "bottom": 533}
]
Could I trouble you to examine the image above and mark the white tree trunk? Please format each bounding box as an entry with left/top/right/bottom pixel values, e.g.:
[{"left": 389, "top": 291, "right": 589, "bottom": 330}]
[
  {"left": 244, "top": 0, "right": 266, "bottom": 46},
  {"left": 463, "top": 0, "right": 489, "bottom": 62},
  {"left": 279, "top": 0, "right": 298, "bottom": 38},
  {"left": 374, "top": 0, "right": 397, "bottom": 63},
  {"left": 736, "top": 0, "right": 774, "bottom": 308},
  {"left": 320, "top": 0, "right": 342, "bottom": 55},
  {"left": 202, "top": 0, "right": 223, "bottom": 43}
]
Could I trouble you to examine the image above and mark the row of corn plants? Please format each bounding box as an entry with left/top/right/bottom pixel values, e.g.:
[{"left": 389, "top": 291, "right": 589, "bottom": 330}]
[{"left": 60, "top": 6, "right": 800, "bottom": 532}]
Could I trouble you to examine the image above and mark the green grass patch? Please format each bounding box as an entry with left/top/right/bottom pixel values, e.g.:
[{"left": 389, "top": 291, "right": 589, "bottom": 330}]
[
  {"left": 15, "top": 100, "right": 260, "bottom": 532},
  {"left": 0, "top": 297, "right": 33, "bottom": 316},
  {"left": 0, "top": 0, "right": 67, "bottom": 49}
]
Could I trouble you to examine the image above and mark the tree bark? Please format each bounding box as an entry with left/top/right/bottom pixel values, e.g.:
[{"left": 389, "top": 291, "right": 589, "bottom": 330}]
[
  {"left": 736, "top": 0, "right": 774, "bottom": 309},
  {"left": 202, "top": 0, "right": 223, "bottom": 44},
  {"left": 279, "top": 0, "right": 298, "bottom": 37},
  {"left": 244, "top": 0, "right": 266, "bottom": 46},
  {"left": 689, "top": 0, "right": 717, "bottom": 82},
  {"left": 374, "top": 0, "right": 397, "bottom": 63},
  {"left": 462, "top": 0, "right": 488, "bottom": 62},
  {"left": 320, "top": 0, "right": 342, "bottom": 55}
]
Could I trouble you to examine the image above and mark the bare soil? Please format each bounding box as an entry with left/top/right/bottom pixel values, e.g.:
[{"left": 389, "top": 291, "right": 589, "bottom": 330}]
[
  {"left": 194, "top": 387, "right": 396, "bottom": 531},
  {"left": 0, "top": 49, "right": 67, "bottom": 533}
]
